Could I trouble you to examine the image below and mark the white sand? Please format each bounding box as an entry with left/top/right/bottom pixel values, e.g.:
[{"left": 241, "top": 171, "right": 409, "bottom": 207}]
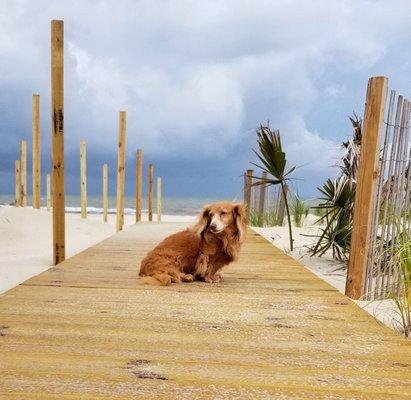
[
  {"left": 252, "top": 214, "right": 402, "bottom": 334},
  {"left": 0, "top": 205, "right": 195, "bottom": 294}
]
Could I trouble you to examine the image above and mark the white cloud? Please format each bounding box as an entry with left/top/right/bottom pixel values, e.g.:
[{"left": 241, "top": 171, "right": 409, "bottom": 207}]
[{"left": 1, "top": 0, "right": 410, "bottom": 186}]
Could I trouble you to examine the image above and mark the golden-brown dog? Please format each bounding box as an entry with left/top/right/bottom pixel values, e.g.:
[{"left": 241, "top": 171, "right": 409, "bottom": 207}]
[{"left": 139, "top": 202, "right": 247, "bottom": 285}]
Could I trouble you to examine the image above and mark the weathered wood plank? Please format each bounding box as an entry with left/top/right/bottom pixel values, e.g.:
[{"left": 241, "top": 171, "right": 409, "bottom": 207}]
[
  {"left": 0, "top": 225, "right": 410, "bottom": 399},
  {"left": 115, "top": 111, "right": 126, "bottom": 232},
  {"left": 32, "top": 94, "right": 41, "bottom": 209},
  {"left": 346, "top": 76, "right": 388, "bottom": 299},
  {"left": 51, "top": 20, "right": 65, "bottom": 264},
  {"left": 135, "top": 149, "right": 142, "bottom": 222}
]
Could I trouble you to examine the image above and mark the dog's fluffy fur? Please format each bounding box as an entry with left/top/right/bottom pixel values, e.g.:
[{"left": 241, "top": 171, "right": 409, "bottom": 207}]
[{"left": 139, "top": 202, "right": 247, "bottom": 285}]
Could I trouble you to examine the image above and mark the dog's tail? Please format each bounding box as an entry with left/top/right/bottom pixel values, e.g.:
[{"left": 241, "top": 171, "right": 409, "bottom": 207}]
[{"left": 138, "top": 273, "right": 172, "bottom": 286}]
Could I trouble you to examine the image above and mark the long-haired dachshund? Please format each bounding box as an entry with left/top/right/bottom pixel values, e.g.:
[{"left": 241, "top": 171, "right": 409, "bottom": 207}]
[{"left": 139, "top": 202, "right": 247, "bottom": 285}]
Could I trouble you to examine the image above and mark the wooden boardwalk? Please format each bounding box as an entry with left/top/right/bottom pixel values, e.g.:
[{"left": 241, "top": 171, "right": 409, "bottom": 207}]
[{"left": 0, "top": 223, "right": 410, "bottom": 399}]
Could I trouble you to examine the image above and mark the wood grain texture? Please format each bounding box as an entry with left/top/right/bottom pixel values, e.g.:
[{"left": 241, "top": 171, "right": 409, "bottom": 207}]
[
  {"left": 19, "top": 140, "right": 27, "bottom": 207},
  {"left": 346, "top": 76, "right": 388, "bottom": 299},
  {"left": 245, "top": 169, "right": 253, "bottom": 215},
  {"left": 51, "top": 20, "right": 65, "bottom": 264},
  {"left": 258, "top": 171, "right": 267, "bottom": 216},
  {"left": 277, "top": 184, "right": 288, "bottom": 226},
  {"left": 136, "top": 149, "right": 142, "bottom": 222},
  {"left": 148, "top": 164, "right": 153, "bottom": 221},
  {"left": 0, "top": 225, "right": 410, "bottom": 399},
  {"left": 46, "top": 173, "right": 51, "bottom": 211},
  {"left": 116, "top": 111, "right": 126, "bottom": 232},
  {"left": 14, "top": 160, "right": 20, "bottom": 207},
  {"left": 32, "top": 94, "right": 41, "bottom": 209}
]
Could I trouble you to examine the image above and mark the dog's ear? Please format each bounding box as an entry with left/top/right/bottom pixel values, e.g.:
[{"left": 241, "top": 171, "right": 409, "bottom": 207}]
[
  {"left": 233, "top": 203, "right": 247, "bottom": 243},
  {"left": 193, "top": 204, "right": 211, "bottom": 237}
]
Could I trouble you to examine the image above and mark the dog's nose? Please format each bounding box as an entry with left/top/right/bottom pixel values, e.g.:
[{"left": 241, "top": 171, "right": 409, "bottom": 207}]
[{"left": 210, "top": 223, "right": 217, "bottom": 230}]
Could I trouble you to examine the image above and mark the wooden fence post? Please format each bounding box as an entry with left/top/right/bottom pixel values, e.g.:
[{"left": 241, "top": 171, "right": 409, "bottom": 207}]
[
  {"left": 46, "top": 173, "right": 51, "bottom": 211},
  {"left": 346, "top": 76, "right": 388, "bottom": 299},
  {"left": 148, "top": 164, "right": 153, "bottom": 221},
  {"left": 20, "top": 140, "right": 27, "bottom": 207},
  {"left": 32, "top": 94, "right": 41, "bottom": 209},
  {"left": 258, "top": 171, "right": 267, "bottom": 218},
  {"left": 51, "top": 19, "right": 65, "bottom": 264},
  {"left": 14, "top": 160, "right": 20, "bottom": 206},
  {"left": 135, "top": 148, "right": 142, "bottom": 222},
  {"left": 103, "top": 163, "right": 108, "bottom": 223},
  {"left": 245, "top": 169, "right": 253, "bottom": 215},
  {"left": 157, "top": 176, "right": 162, "bottom": 222},
  {"left": 116, "top": 111, "right": 126, "bottom": 232},
  {"left": 277, "top": 184, "right": 288, "bottom": 226},
  {"left": 80, "top": 140, "right": 87, "bottom": 219}
]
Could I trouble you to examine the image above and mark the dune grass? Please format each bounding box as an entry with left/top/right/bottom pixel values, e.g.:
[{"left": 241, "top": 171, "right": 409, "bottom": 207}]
[
  {"left": 248, "top": 209, "right": 279, "bottom": 227},
  {"left": 384, "top": 218, "right": 411, "bottom": 338},
  {"left": 291, "top": 194, "right": 309, "bottom": 227}
]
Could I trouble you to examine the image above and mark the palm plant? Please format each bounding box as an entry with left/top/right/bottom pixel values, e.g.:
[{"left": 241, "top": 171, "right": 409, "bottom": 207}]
[
  {"left": 341, "top": 113, "right": 362, "bottom": 182},
  {"left": 309, "top": 113, "right": 361, "bottom": 261},
  {"left": 252, "top": 124, "right": 296, "bottom": 250},
  {"left": 310, "top": 177, "right": 355, "bottom": 260}
]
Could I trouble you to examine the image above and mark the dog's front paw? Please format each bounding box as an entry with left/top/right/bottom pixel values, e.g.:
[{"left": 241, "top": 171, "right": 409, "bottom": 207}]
[
  {"left": 205, "top": 274, "right": 221, "bottom": 283},
  {"left": 182, "top": 273, "right": 194, "bottom": 282},
  {"left": 214, "top": 272, "right": 224, "bottom": 281}
]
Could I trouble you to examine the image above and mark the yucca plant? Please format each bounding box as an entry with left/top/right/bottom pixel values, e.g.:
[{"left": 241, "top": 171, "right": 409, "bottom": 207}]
[
  {"left": 341, "top": 113, "right": 362, "bottom": 182},
  {"left": 291, "top": 194, "right": 309, "bottom": 227},
  {"left": 252, "top": 124, "right": 296, "bottom": 250},
  {"left": 309, "top": 177, "right": 355, "bottom": 260},
  {"left": 309, "top": 113, "right": 361, "bottom": 261}
]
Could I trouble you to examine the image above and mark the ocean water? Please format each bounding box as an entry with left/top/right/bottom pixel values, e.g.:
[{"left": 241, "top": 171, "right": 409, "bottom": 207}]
[{"left": 0, "top": 194, "right": 225, "bottom": 216}]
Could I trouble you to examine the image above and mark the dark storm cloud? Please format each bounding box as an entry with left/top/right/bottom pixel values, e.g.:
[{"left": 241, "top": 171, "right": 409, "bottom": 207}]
[{"left": 1, "top": 0, "right": 410, "bottom": 198}]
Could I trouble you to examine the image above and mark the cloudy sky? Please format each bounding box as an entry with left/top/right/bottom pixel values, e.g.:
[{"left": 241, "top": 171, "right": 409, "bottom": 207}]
[{"left": 0, "top": 0, "right": 410, "bottom": 200}]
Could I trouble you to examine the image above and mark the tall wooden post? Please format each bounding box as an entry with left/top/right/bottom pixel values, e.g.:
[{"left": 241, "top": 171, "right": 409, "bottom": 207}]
[
  {"left": 157, "top": 176, "right": 162, "bottom": 222},
  {"left": 148, "top": 164, "right": 153, "bottom": 221},
  {"left": 80, "top": 140, "right": 87, "bottom": 219},
  {"left": 46, "top": 173, "right": 51, "bottom": 211},
  {"left": 20, "top": 140, "right": 27, "bottom": 207},
  {"left": 258, "top": 171, "right": 267, "bottom": 218},
  {"left": 14, "top": 160, "right": 20, "bottom": 206},
  {"left": 116, "top": 111, "right": 126, "bottom": 232},
  {"left": 135, "top": 148, "right": 143, "bottom": 222},
  {"left": 32, "top": 94, "right": 41, "bottom": 209},
  {"left": 346, "top": 76, "right": 388, "bottom": 299},
  {"left": 245, "top": 169, "right": 253, "bottom": 215},
  {"left": 243, "top": 172, "right": 247, "bottom": 203},
  {"left": 277, "top": 184, "right": 288, "bottom": 226},
  {"left": 103, "top": 163, "right": 108, "bottom": 223},
  {"left": 51, "top": 20, "right": 65, "bottom": 264}
]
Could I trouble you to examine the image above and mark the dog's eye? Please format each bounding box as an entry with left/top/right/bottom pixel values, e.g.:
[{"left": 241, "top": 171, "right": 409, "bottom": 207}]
[{"left": 220, "top": 211, "right": 227, "bottom": 215}]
